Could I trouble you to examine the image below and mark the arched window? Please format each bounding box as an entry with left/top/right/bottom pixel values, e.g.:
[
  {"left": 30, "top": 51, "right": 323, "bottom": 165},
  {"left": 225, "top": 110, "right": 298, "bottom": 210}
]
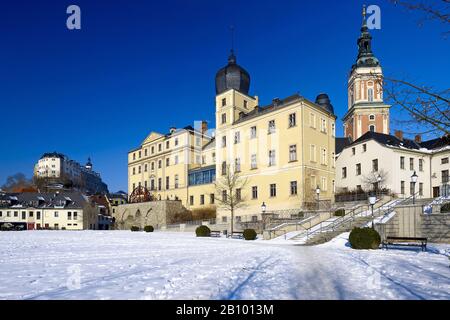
[
  {"left": 369, "top": 114, "right": 375, "bottom": 121},
  {"left": 369, "top": 125, "right": 375, "bottom": 132},
  {"left": 368, "top": 88, "right": 374, "bottom": 102}
]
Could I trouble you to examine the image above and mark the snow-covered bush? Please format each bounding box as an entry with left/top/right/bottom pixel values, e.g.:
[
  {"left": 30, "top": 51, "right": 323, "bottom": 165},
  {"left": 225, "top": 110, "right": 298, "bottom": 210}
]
[
  {"left": 243, "top": 229, "right": 257, "bottom": 241},
  {"left": 130, "top": 226, "right": 140, "bottom": 232},
  {"left": 144, "top": 225, "right": 154, "bottom": 232},
  {"left": 349, "top": 227, "right": 381, "bottom": 250},
  {"left": 195, "top": 225, "right": 211, "bottom": 237}
]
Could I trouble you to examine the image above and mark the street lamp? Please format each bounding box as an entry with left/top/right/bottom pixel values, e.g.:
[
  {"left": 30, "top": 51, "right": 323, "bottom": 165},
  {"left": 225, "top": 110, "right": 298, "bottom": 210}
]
[
  {"left": 376, "top": 174, "right": 382, "bottom": 196},
  {"left": 411, "top": 171, "right": 418, "bottom": 204},
  {"left": 368, "top": 194, "right": 377, "bottom": 228},
  {"left": 261, "top": 202, "right": 267, "bottom": 233},
  {"left": 316, "top": 186, "right": 320, "bottom": 210}
]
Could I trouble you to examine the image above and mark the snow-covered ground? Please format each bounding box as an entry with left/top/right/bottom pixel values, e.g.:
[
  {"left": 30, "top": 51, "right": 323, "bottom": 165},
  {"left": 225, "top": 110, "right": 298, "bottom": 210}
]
[{"left": 0, "top": 231, "right": 449, "bottom": 300}]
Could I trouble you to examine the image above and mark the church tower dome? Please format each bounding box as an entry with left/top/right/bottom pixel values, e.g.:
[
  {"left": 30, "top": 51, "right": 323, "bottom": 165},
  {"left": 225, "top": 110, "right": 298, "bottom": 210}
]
[{"left": 215, "top": 50, "right": 250, "bottom": 95}]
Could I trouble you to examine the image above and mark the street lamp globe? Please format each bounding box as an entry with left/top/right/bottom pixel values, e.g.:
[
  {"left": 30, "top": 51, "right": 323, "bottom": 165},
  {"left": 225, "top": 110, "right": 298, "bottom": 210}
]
[
  {"left": 316, "top": 186, "right": 321, "bottom": 195},
  {"left": 368, "top": 195, "right": 377, "bottom": 206},
  {"left": 411, "top": 171, "right": 418, "bottom": 183},
  {"left": 261, "top": 202, "right": 267, "bottom": 214},
  {"left": 377, "top": 175, "right": 382, "bottom": 183}
]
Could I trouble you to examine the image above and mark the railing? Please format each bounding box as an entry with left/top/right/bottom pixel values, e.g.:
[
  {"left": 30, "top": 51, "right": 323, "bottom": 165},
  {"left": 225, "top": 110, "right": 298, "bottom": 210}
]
[
  {"left": 300, "top": 196, "right": 406, "bottom": 242},
  {"left": 265, "top": 208, "right": 340, "bottom": 240},
  {"left": 302, "top": 203, "right": 370, "bottom": 241},
  {"left": 335, "top": 190, "right": 391, "bottom": 203}
]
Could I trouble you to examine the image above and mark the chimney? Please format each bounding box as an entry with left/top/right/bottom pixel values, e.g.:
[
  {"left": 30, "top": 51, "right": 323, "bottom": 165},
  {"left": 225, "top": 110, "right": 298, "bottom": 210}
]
[
  {"left": 394, "top": 130, "right": 403, "bottom": 141},
  {"left": 415, "top": 134, "right": 422, "bottom": 143},
  {"left": 272, "top": 98, "right": 281, "bottom": 107},
  {"left": 201, "top": 120, "right": 208, "bottom": 135}
]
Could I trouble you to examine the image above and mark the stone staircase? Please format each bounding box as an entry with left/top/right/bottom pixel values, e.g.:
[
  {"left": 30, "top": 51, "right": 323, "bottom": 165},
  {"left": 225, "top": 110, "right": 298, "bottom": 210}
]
[
  {"left": 304, "top": 216, "right": 372, "bottom": 245},
  {"left": 289, "top": 197, "right": 406, "bottom": 245}
]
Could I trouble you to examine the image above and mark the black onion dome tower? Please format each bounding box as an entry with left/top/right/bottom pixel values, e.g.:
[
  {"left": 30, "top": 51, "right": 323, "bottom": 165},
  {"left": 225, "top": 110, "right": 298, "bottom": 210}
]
[
  {"left": 315, "top": 93, "right": 335, "bottom": 114},
  {"left": 215, "top": 50, "right": 250, "bottom": 95},
  {"left": 352, "top": 5, "right": 380, "bottom": 71}
]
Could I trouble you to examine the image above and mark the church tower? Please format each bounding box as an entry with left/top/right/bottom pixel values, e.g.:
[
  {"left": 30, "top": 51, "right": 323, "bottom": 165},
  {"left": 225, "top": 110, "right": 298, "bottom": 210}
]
[{"left": 343, "top": 5, "right": 390, "bottom": 141}]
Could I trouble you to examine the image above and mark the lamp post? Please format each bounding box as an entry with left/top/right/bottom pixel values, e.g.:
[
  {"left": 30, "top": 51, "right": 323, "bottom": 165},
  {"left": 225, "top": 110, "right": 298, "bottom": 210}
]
[
  {"left": 261, "top": 202, "right": 267, "bottom": 232},
  {"left": 316, "top": 186, "right": 320, "bottom": 210},
  {"left": 368, "top": 194, "right": 377, "bottom": 228},
  {"left": 411, "top": 171, "right": 418, "bottom": 204},
  {"left": 376, "top": 174, "right": 382, "bottom": 197}
]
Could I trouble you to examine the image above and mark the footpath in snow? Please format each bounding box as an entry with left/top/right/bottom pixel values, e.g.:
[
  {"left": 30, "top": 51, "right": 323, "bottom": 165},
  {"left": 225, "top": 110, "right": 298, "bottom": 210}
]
[{"left": 0, "top": 231, "right": 449, "bottom": 300}]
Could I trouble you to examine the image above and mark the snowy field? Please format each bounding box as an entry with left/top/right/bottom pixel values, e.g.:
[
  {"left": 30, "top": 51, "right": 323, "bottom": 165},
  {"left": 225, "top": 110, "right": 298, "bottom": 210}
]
[{"left": 0, "top": 231, "right": 449, "bottom": 300}]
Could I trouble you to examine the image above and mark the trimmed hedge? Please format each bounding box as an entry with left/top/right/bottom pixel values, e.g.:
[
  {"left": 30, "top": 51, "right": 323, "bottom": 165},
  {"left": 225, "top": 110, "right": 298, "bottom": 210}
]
[
  {"left": 195, "top": 225, "right": 211, "bottom": 237},
  {"left": 441, "top": 203, "right": 450, "bottom": 213},
  {"left": 130, "top": 226, "right": 140, "bottom": 232},
  {"left": 349, "top": 227, "right": 381, "bottom": 250},
  {"left": 334, "top": 209, "right": 346, "bottom": 217},
  {"left": 144, "top": 225, "right": 154, "bottom": 232},
  {"left": 243, "top": 229, "right": 257, "bottom": 241}
]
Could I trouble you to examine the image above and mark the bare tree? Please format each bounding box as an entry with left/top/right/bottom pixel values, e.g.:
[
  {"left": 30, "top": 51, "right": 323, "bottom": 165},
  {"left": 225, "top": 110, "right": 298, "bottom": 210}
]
[
  {"left": 2, "top": 173, "right": 35, "bottom": 192},
  {"left": 214, "top": 164, "right": 248, "bottom": 234},
  {"left": 361, "top": 169, "right": 389, "bottom": 193},
  {"left": 380, "top": 77, "right": 450, "bottom": 136},
  {"left": 390, "top": 0, "right": 450, "bottom": 36},
  {"left": 375, "top": 2, "right": 450, "bottom": 137}
]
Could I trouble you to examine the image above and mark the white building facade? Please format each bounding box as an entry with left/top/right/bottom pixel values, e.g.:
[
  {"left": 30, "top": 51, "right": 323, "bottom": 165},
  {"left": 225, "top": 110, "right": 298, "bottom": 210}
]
[{"left": 336, "top": 131, "right": 450, "bottom": 199}]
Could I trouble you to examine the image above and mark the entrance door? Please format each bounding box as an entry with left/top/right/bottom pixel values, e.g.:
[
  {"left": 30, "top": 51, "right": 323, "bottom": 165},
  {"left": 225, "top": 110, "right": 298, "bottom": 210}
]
[
  {"left": 433, "top": 187, "right": 440, "bottom": 198},
  {"left": 27, "top": 223, "right": 35, "bottom": 230}
]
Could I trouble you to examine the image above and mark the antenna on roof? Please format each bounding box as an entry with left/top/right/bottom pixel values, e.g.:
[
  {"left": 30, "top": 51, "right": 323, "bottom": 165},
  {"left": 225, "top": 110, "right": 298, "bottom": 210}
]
[{"left": 230, "top": 25, "right": 235, "bottom": 52}]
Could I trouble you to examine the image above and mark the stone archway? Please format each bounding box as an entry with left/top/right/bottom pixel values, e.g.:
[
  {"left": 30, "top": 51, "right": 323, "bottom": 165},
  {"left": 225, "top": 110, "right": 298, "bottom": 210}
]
[{"left": 134, "top": 209, "right": 142, "bottom": 227}]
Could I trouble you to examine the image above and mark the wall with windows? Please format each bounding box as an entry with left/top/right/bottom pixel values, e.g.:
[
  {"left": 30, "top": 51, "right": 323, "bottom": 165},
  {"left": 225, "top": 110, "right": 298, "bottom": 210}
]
[
  {"left": 128, "top": 127, "right": 214, "bottom": 207},
  {"left": 336, "top": 139, "right": 432, "bottom": 198},
  {"left": 214, "top": 89, "right": 336, "bottom": 220},
  {"left": 0, "top": 205, "right": 97, "bottom": 230},
  {"left": 430, "top": 150, "right": 450, "bottom": 197}
]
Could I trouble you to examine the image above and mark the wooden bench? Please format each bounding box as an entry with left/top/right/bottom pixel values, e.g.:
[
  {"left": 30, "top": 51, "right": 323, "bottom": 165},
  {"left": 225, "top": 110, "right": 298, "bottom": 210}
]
[
  {"left": 210, "top": 230, "right": 221, "bottom": 238},
  {"left": 230, "top": 231, "right": 244, "bottom": 239},
  {"left": 382, "top": 236, "right": 427, "bottom": 252}
]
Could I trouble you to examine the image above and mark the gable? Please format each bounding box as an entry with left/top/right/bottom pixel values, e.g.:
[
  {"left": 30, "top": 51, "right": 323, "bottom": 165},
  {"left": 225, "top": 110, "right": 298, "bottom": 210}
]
[{"left": 142, "top": 132, "right": 163, "bottom": 145}]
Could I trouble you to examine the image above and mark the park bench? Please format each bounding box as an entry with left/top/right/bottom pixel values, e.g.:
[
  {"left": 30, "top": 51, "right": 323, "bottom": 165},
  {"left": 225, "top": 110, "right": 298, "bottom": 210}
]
[
  {"left": 382, "top": 236, "right": 427, "bottom": 252},
  {"left": 230, "top": 231, "right": 244, "bottom": 239},
  {"left": 210, "top": 230, "right": 221, "bottom": 238}
]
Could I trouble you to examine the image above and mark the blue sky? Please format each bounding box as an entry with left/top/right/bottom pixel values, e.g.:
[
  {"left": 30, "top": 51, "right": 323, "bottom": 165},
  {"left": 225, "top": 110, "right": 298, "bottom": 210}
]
[{"left": 0, "top": 0, "right": 448, "bottom": 192}]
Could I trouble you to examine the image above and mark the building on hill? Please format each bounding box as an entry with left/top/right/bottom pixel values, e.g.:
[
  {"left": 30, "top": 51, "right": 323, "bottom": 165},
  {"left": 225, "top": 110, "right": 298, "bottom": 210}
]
[
  {"left": 34, "top": 152, "right": 108, "bottom": 195},
  {"left": 0, "top": 191, "right": 99, "bottom": 230},
  {"left": 335, "top": 130, "right": 450, "bottom": 198}
]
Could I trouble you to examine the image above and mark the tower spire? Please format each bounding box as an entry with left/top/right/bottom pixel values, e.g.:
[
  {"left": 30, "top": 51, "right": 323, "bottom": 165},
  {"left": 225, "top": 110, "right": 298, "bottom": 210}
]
[
  {"left": 362, "top": 4, "right": 367, "bottom": 26},
  {"left": 353, "top": 4, "right": 380, "bottom": 70},
  {"left": 228, "top": 25, "right": 236, "bottom": 64}
]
